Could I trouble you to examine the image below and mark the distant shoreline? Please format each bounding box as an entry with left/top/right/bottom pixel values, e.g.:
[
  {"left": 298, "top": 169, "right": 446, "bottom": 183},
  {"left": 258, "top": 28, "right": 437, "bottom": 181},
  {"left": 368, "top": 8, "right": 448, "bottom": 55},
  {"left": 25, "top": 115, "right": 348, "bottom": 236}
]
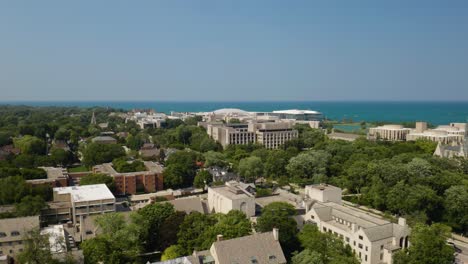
[{"left": 1, "top": 101, "right": 467, "bottom": 125}]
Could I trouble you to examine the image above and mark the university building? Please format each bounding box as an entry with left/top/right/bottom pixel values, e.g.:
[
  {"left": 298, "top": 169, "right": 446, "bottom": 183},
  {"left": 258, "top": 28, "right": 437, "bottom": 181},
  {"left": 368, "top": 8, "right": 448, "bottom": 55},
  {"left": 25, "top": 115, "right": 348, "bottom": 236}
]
[{"left": 304, "top": 184, "right": 410, "bottom": 264}]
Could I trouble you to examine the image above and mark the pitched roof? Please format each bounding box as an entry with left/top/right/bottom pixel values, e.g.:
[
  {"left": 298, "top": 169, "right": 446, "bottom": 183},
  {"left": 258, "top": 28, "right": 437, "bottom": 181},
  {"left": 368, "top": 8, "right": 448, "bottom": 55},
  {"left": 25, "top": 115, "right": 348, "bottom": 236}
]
[
  {"left": 167, "top": 197, "right": 207, "bottom": 214},
  {"left": 211, "top": 232, "right": 287, "bottom": 264}
]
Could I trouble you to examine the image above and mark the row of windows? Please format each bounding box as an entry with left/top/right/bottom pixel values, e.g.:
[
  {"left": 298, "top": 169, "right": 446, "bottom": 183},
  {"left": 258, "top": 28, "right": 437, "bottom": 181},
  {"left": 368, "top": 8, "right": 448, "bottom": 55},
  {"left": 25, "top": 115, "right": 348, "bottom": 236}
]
[
  {"left": 0, "top": 248, "right": 24, "bottom": 255},
  {"left": 0, "top": 240, "right": 23, "bottom": 246},
  {"left": 0, "top": 231, "right": 20, "bottom": 238}
]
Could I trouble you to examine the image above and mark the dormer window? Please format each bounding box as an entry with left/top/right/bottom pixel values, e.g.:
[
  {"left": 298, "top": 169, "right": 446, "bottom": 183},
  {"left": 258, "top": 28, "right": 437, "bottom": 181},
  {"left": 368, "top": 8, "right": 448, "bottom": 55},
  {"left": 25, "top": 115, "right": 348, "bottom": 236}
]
[
  {"left": 11, "top": 231, "right": 20, "bottom": 236},
  {"left": 251, "top": 257, "right": 258, "bottom": 264},
  {"left": 269, "top": 255, "right": 277, "bottom": 261}
]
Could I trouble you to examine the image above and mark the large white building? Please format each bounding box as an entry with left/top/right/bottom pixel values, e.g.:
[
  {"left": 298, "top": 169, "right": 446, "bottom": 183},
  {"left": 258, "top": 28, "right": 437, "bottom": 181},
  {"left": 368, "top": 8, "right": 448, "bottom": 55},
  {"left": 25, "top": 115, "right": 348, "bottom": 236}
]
[
  {"left": 367, "top": 125, "right": 411, "bottom": 141},
  {"left": 51, "top": 184, "right": 116, "bottom": 224},
  {"left": 368, "top": 122, "right": 467, "bottom": 144},
  {"left": 204, "top": 121, "right": 299, "bottom": 149},
  {"left": 208, "top": 182, "right": 255, "bottom": 217},
  {"left": 304, "top": 184, "right": 410, "bottom": 264}
]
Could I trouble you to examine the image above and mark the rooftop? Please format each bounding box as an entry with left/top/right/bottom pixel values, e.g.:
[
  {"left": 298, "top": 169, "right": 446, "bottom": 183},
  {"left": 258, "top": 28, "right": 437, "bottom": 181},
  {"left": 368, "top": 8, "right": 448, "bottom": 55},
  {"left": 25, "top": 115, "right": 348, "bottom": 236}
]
[
  {"left": 40, "top": 167, "right": 68, "bottom": 180},
  {"left": 211, "top": 231, "right": 286, "bottom": 264},
  {"left": 209, "top": 185, "right": 253, "bottom": 200},
  {"left": 272, "top": 109, "right": 321, "bottom": 115},
  {"left": 54, "top": 184, "right": 115, "bottom": 203},
  {"left": 167, "top": 197, "right": 207, "bottom": 214}
]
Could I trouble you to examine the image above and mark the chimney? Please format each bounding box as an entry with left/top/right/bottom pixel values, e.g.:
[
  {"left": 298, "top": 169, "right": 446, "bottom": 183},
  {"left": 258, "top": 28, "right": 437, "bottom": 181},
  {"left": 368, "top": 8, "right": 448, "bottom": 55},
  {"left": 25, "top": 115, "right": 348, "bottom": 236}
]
[
  {"left": 351, "top": 223, "right": 357, "bottom": 233},
  {"left": 216, "top": 234, "right": 223, "bottom": 242},
  {"left": 273, "top": 228, "right": 279, "bottom": 241},
  {"left": 398, "top": 217, "right": 407, "bottom": 226}
]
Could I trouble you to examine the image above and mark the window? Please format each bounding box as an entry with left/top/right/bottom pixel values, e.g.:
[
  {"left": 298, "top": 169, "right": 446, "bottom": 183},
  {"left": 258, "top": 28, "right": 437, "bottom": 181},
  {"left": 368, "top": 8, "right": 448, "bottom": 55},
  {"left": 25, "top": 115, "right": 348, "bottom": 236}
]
[
  {"left": 269, "top": 255, "right": 277, "bottom": 261},
  {"left": 250, "top": 257, "right": 258, "bottom": 264},
  {"left": 0, "top": 232, "right": 6, "bottom": 238},
  {"left": 359, "top": 235, "right": 363, "bottom": 240},
  {"left": 358, "top": 243, "right": 363, "bottom": 249},
  {"left": 365, "top": 246, "right": 368, "bottom": 251},
  {"left": 345, "top": 237, "right": 350, "bottom": 242},
  {"left": 380, "top": 245, "right": 384, "bottom": 250},
  {"left": 380, "top": 253, "right": 383, "bottom": 260},
  {"left": 365, "top": 255, "right": 367, "bottom": 261}
]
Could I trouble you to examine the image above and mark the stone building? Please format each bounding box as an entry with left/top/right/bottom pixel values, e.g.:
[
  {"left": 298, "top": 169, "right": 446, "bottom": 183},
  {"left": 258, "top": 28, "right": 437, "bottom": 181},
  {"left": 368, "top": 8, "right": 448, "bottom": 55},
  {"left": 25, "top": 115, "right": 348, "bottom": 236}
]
[{"left": 207, "top": 182, "right": 255, "bottom": 217}]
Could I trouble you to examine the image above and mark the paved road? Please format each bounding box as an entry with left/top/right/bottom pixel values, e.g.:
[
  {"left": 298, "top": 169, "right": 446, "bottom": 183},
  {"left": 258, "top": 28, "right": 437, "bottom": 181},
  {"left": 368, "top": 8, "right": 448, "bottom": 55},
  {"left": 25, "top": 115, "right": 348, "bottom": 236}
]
[{"left": 451, "top": 239, "right": 468, "bottom": 264}]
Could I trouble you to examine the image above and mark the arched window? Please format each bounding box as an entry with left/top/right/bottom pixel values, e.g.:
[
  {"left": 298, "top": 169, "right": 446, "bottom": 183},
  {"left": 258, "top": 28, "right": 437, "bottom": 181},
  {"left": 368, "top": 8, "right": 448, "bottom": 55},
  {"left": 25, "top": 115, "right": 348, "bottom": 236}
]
[
  {"left": 399, "top": 237, "right": 404, "bottom": 248},
  {"left": 240, "top": 202, "right": 247, "bottom": 213},
  {"left": 404, "top": 236, "right": 409, "bottom": 248},
  {"left": 11, "top": 231, "right": 20, "bottom": 236}
]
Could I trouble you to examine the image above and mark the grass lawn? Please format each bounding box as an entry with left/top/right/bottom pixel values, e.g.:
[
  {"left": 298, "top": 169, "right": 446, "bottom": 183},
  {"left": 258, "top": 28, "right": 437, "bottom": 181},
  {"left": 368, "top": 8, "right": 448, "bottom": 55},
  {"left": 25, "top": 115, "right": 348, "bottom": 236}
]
[{"left": 68, "top": 165, "right": 90, "bottom": 173}]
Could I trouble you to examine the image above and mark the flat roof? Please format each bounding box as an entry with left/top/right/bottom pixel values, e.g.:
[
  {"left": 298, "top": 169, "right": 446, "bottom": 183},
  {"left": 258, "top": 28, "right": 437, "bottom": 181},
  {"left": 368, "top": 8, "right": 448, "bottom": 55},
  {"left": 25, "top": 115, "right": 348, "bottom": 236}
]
[
  {"left": 209, "top": 186, "right": 252, "bottom": 200},
  {"left": 54, "top": 184, "right": 115, "bottom": 202},
  {"left": 40, "top": 167, "right": 67, "bottom": 179},
  {"left": 272, "top": 109, "right": 321, "bottom": 115}
]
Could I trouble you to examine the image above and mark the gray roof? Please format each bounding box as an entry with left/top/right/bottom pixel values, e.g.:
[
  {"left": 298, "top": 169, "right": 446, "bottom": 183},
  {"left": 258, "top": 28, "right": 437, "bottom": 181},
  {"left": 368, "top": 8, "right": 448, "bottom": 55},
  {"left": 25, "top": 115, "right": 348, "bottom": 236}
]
[
  {"left": 211, "top": 232, "right": 287, "bottom": 264},
  {"left": 91, "top": 136, "right": 117, "bottom": 143},
  {"left": 167, "top": 197, "right": 207, "bottom": 214}
]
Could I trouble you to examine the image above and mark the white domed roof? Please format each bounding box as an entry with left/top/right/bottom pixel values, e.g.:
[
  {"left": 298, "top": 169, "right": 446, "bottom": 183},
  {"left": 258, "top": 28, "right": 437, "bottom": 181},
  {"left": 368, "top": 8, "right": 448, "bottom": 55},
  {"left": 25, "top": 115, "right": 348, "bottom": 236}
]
[{"left": 213, "top": 108, "right": 250, "bottom": 115}]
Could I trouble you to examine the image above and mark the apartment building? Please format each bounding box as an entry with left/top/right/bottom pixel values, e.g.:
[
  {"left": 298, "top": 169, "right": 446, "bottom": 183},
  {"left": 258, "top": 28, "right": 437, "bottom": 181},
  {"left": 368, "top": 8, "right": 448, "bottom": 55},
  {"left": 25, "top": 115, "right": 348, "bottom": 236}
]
[
  {"left": 204, "top": 121, "right": 298, "bottom": 149},
  {"left": 304, "top": 184, "right": 410, "bottom": 264},
  {"left": 47, "top": 184, "right": 116, "bottom": 224},
  {"left": 27, "top": 167, "right": 69, "bottom": 187},
  {"left": 0, "top": 216, "right": 40, "bottom": 258},
  {"left": 208, "top": 182, "right": 255, "bottom": 217},
  {"left": 250, "top": 122, "right": 298, "bottom": 149},
  {"left": 206, "top": 123, "right": 256, "bottom": 147},
  {"left": 93, "top": 161, "right": 164, "bottom": 195}
]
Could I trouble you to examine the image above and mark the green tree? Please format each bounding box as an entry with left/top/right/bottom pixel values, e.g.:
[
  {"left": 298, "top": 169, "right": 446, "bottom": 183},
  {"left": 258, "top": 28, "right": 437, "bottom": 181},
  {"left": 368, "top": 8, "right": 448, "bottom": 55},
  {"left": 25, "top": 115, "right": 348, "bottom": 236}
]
[
  {"left": 177, "top": 212, "right": 217, "bottom": 255},
  {"left": 194, "top": 170, "right": 213, "bottom": 188},
  {"left": 50, "top": 148, "right": 73, "bottom": 166},
  {"left": 238, "top": 156, "right": 263, "bottom": 182},
  {"left": 159, "top": 211, "right": 187, "bottom": 250},
  {"left": 17, "top": 229, "right": 57, "bottom": 264},
  {"left": 80, "top": 173, "right": 116, "bottom": 192},
  {"left": 15, "top": 195, "right": 47, "bottom": 216},
  {"left": 0, "top": 176, "right": 29, "bottom": 205},
  {"left": 287, "top": 150, "right": 330, "bottom": 181},
  {"left": 82, "top": 143, "right": 125, "bottom": 166},
  {"left": 203, "top": 151, "right": 228, "bottom": 168},
  {"left": 255, "top": 202, "right": 299, "bottom": 257},
  {"left": 296, "top": 224, "right": 359, "bottom": 264},
  {"left": 137, "top": 202, "right": 176, "bottom": 251},
  {"left": 81, "top": 213, "right": 143, "bottom": 264},
  {"left": 444, "top": 185, "right": 468, "bottom": 233},
  {"left": 396, "top": 223, "right": 454, "bottom": 264},
  {"left": 161, "top": 245, "right": 184, "bottom": 261},
  {"left": 13, "top": 135, "right": 46, "bottom": 155},
  {"left": 264, "top": 150, "right": 289, "bottom": 179}
]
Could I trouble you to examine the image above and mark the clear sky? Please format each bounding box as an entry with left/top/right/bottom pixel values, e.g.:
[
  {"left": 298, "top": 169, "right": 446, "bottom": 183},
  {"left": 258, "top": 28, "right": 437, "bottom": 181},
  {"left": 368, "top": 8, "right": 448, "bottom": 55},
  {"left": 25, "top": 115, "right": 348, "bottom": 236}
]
[{"left": 1, "top": 1, "right": 467, "bottom": 101}]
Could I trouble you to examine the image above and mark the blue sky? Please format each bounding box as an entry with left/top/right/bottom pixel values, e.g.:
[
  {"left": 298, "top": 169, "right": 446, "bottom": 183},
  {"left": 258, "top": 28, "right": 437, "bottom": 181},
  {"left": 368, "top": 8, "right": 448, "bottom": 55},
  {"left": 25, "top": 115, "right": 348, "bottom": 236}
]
[{"left": 1, "top": 1, "right": 467, "bottom": 101}]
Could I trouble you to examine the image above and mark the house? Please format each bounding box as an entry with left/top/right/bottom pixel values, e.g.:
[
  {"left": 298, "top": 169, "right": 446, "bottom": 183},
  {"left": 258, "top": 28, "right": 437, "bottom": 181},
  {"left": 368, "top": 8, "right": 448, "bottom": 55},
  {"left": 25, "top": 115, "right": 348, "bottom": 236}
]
[
  {"left": 303, "top": 184, "right": 410, "bottom": 264},
  {"left": 139, "top": 143, "right": 160, "bottom": 159},
  {"left": 153, "top": 229, "right": 286, "bottom": 264},
  {"left": 91, "top": 136, "right": 117, "bottom": 144},
  {"left": 206, "top": 167, "right": 238, "bottom": 183},
  {"left": 0, "top": 216, "right": 40, "bottom": 259},
  {"left": 207, "top": 182, "right": 255, "bottom": 217}
]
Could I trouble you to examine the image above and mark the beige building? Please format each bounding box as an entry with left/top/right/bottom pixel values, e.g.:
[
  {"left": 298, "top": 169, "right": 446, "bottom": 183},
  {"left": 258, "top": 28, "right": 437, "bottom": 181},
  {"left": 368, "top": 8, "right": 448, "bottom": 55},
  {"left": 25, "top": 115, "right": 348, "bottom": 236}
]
[
  {"left": 304, "top": 184, "right": 410, "bottom": 264},
  {"left": 206, "top": 123, "right": 256, "bottom": 147},
  {"left": 154, "top": 229, "right": 286, "bottom": 264},
  {"left": 205, "top": 121, "right": 298, "bottom": 149},
  {"left": 251, "top": 122, "right": 298, "bottom": 149},
  {"left": 49, "top": 184, "right": 116, "bottom": 224},
  {"left": 434, "top": 141, "right": 468, "bottom": 158},
  {"left": 406, "top": 122, "right": 466, "bottom": 144},
  {"left": 367, "top": 125, "right": 411, "bottom": 141},
  {"left": 0, "top": 216, "right": 40, "bottom": 258},
  {"left": 208, "top": 182, "right": 255, "bottom": 217}
]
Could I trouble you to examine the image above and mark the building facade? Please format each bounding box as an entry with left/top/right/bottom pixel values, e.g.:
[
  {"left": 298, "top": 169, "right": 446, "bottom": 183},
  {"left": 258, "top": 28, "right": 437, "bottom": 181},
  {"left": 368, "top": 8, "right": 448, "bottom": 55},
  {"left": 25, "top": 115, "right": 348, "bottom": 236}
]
[
  {"left": 93, "top": 161, "right": 164, "bottom": 195},
  {"left": 304, "top": 184, "right": 410, "bottom": 264},
  {"left": 367, "top": 125, "right": 411, "bottom": 141},
  {"left": 207, "top": 182, "right": 255, "bottom": 217},
  {"left": 49, "top": 184, "right": 116, "bottom": 224},
  {"left": 0, "top": 216, "right": 40, "bottom": 258}
]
